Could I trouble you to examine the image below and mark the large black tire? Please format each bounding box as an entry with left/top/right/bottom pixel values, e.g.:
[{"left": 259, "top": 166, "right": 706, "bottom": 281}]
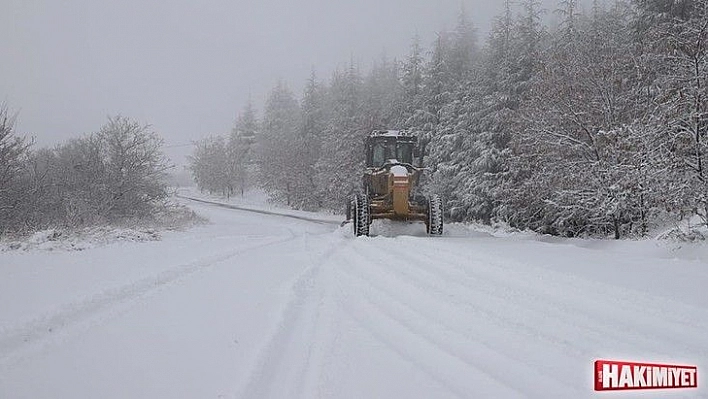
[
  {"left": 352, "top": 194, "right": 370, "bottom": 237},
  {"left": 426, "top": 194, "right": 444, "bottom": 235}
]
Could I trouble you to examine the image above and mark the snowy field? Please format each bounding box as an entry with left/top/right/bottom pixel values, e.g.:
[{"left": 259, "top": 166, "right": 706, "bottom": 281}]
[{"left": 1, "top": 192, "right": 707, "bottom": 398}]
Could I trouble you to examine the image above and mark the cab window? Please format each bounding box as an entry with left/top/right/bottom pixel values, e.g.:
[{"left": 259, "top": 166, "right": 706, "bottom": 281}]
[
  {"left": 372, "top": 143, "right": 386, "bottom": 167},
  {"left": 397, "top": 143, "right": 413, "bottom": 164}
]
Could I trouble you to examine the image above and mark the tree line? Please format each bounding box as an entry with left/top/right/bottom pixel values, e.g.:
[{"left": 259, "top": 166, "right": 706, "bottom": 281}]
[
  {"left": 192, "top": 0, "right": 706, "bottom": 238},
  {"left": 0, "top": 112, "right": 172, "bottom": 236}
]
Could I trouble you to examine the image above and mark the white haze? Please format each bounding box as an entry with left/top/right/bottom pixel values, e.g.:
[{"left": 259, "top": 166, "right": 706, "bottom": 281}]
[{"left": 2, "top": 0, "right": 589, "bottom": 164}]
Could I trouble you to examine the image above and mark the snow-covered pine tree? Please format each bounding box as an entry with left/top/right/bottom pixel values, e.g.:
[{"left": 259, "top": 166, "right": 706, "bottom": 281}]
[
  {"left": 311, "top": 62, "right": 367, "bottom": 210},
  {"left": 402, "top": 35, "right": 437, "bottom": 156},
  {"left": 448, "top": 6, "right": 478, "bottom": 85},
  {"left": 258, "top": 81, "right": 302, "bottom": 206},
  {"left": 502, "top": 1, "right": 656, "bottom": 238},
  {"left": 295, "top": 71, "right": 328, "bottom": 209},
  {"left": 228, "top": 102, "right": 258, "bottom": 197},
  {"left": 451, "top": 0, "right": 543, "bottom": 223},
  {"left": 362, "top": 55, "right": 404, "bottom": 130},
  {"left": 401, "top": 34, "right": 424, "bottom": 107},
  {"left": 420, "top": 32, "right": 454, "bottom": 196},
  {"left": 233, "top": 101, "right": 258, "bottom": 146},
  {"left": 189, "top": 135, "right": 231, "bottom": 196}
]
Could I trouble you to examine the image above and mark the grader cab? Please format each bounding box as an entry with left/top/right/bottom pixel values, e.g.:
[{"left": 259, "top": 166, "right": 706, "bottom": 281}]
[{"left": 347, "top": 130, "right": 443, "bottom": 236}]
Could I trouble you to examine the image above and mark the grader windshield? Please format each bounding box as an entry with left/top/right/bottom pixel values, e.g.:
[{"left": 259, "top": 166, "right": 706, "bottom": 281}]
[{"left": 366, "top": 131, "right": 417, "bottom": 168}]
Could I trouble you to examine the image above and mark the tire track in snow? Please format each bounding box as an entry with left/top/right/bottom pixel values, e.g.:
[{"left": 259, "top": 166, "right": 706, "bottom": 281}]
[
  {"left": 291, "top": 237, "right": 348, "bottom": 399},
  {"left": 0, "top": 235, "right": 299, "bottom": 364},
  {"left": 236, "top": 238, "right": 350, "bottom": 399},
  {"left": 380, "top": 239, "right": 708, "bottom": 358},
  {"left": 337, "top": 253, "right": 523, "bottom": 398},
  {"left": 410, "top": 238, "right": 707, "bottom": 330},
  {"left": 344, "top": 238, "right": 708, "bottom": 396},
  {"left": 346, "top": 242, "right": 598, "bottom": 357},
  {"left": 338, "top": 245, "right": 585, "bottom": 397},
  {"left": 342, "top": 305, "right": 474, "bottom": 399}
]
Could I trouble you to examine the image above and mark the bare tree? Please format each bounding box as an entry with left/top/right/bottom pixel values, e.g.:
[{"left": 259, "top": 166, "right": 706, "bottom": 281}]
[
  {"left": 0, "top": 104, "right": 32, "bottom": 233},
  {"left": 99, "top": 116, "right": 171, "bottom": 218}
]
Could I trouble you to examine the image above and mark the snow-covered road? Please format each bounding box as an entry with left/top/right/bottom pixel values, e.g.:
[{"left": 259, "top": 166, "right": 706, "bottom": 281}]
[{"left": 1, "top": 197, "right": 706, "bottom": 398}]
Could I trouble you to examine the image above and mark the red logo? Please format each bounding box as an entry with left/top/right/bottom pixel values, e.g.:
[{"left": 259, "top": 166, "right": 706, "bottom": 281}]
[{"left": 595, "top": 360, "right": 698, "bottom": 391}]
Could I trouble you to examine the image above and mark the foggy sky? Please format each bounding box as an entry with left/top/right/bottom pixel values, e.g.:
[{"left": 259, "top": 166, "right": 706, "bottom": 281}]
[{"left": 2, "top": 0, "right": 577, "bottom": 164}]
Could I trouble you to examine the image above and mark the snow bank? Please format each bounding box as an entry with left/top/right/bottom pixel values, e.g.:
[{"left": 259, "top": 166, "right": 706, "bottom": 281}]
[
  {"left": 0, "top": 201, "right": 205, "bottom": 252},
  {"left": 0, "top": 227, "right": 160, "bottom": 252}
]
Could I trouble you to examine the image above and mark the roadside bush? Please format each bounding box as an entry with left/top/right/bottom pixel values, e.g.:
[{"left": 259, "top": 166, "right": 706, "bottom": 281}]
[
  {"left": 0, "top": 104, "right": 32, "bottom": 234},
  {"left": 0, "top": 115, "right": 174, "bottom": 236}
]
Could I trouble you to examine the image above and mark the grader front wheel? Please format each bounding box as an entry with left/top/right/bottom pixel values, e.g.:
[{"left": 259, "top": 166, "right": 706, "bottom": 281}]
[
  {"left": 426, "top": 194, "right": 443, "bottom": 235},
  {"left": 352, "top": 194, "right": 370, "bottom": 237}
]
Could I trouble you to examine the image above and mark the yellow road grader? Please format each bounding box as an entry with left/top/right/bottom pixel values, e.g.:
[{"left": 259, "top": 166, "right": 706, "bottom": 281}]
[{"left": 346, "top": 130, "right": 443, "bottom": 236}]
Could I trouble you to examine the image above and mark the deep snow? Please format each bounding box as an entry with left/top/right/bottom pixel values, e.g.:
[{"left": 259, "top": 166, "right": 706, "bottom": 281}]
[{"left": 0, "top": 192, "right": 706, "bottom": 398}]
